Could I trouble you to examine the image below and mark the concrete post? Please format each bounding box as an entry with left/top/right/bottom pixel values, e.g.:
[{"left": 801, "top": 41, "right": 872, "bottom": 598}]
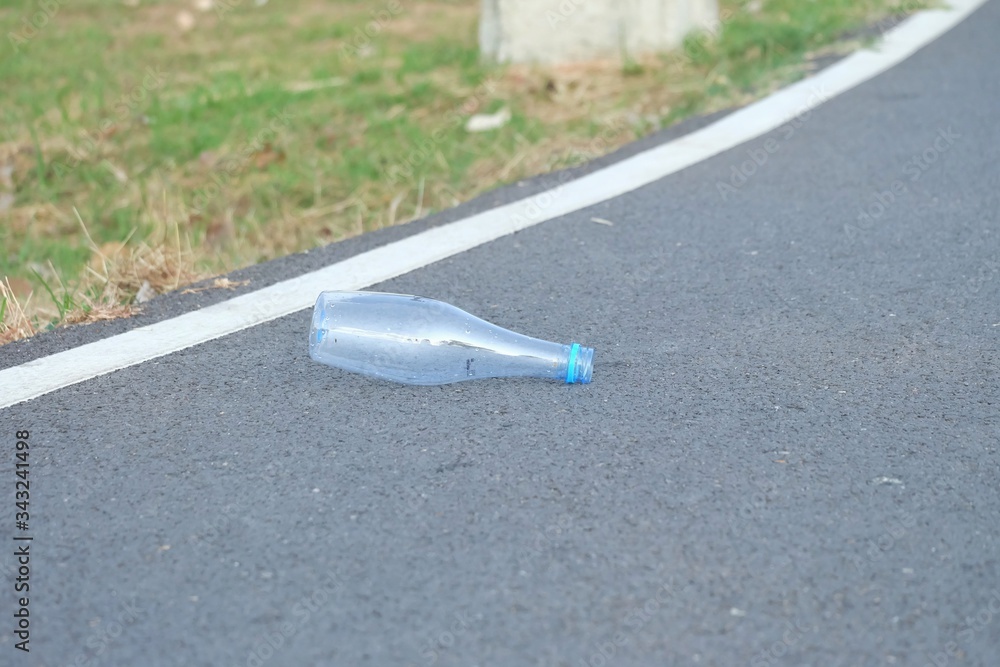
[{"left": 480, "top": 0, "right": 719, "bottom": 65}]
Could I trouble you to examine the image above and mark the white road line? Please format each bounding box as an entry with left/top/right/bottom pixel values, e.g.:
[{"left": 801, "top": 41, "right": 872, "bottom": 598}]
[{"left": 0, "top": 0, "right": 987, "bottom": 410}]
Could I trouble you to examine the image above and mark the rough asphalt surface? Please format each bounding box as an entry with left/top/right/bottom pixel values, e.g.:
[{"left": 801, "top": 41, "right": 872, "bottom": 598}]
[{"left": 3, "top": 4, "right": 999, "bottom": 666}]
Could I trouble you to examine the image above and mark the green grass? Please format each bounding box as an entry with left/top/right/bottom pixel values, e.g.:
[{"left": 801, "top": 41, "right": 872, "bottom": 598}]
[{"left": 0, "top": 0, "right": 929, "bottom": 341}]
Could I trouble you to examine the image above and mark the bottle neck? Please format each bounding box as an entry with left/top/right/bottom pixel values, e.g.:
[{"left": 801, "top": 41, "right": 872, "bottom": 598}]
[
  {"left": 563, "top": 344, "right": 594, "bottom": 384},
  {"left": 485, "top": 338, "right": 592, "bottom": 384}
]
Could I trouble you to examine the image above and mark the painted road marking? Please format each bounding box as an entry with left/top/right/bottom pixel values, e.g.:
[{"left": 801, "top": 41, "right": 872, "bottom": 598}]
[{"left": 0, "top": 0, "right": 988, "bottom": 409}]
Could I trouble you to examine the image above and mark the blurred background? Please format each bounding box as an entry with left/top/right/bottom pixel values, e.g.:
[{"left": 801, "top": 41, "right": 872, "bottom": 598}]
[{"left": 0, "top": 0, "right": 925, "bottom": 342}]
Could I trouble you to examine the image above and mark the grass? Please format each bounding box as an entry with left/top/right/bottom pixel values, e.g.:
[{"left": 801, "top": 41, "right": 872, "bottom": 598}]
[{"left": 0, "top": 0, "right": 930, "bottom": 345}]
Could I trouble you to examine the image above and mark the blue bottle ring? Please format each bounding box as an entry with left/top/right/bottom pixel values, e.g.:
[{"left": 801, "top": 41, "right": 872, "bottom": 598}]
[{"left": 566, "top": 343, "right": 580, "bottom": 384}]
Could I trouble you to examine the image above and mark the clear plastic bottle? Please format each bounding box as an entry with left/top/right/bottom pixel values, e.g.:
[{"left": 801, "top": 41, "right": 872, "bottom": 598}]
[{"left": 309, "top": 291, "right": 594, "bottom": 386}]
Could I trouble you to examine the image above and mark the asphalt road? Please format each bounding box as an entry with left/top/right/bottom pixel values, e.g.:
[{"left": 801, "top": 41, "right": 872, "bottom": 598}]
[{"left": 3, "top": 3, "right": 999, "bottom": 666}]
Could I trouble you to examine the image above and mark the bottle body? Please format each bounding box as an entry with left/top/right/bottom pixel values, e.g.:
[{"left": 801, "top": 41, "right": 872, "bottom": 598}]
[{"left": 309, "top": 291, "right": 593, "bottom": 385}]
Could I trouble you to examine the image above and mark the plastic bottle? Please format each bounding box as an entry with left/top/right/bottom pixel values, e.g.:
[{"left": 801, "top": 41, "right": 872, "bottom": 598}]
[{"left": 309, "top": 291, "right": 594, "bottom": 386}]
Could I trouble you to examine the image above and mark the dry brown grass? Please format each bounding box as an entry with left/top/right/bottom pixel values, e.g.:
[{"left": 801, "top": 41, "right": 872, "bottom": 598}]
[
  {"left": 79, "top": 204, "right": 210, "bottom": 303},
  {"left": 0, "top": 279, "right": 35, "bottom": 346},
  {"left": 0, "top": 205, "right": 211, "bottom": 346}
]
